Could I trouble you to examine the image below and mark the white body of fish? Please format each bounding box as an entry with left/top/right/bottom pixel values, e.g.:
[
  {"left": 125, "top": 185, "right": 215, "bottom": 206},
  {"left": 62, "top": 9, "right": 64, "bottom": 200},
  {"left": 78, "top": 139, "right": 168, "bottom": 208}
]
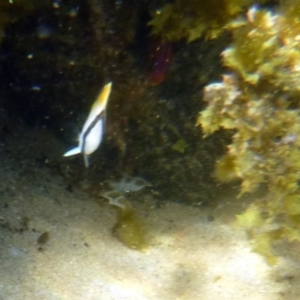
[{"left": 64, "top": 82, "right": 112, "bottom": 167}]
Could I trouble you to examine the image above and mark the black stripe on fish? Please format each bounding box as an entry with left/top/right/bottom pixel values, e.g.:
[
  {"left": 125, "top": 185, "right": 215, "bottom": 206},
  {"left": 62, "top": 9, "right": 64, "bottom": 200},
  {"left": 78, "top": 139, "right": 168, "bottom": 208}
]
[{"left": 81, "top": 110, "right": 106, "bottom": 154}]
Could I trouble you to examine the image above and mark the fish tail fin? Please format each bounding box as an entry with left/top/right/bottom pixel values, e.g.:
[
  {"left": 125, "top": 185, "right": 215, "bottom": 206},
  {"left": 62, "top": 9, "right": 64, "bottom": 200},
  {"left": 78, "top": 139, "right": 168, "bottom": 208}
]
[{"left": 63, "top": 146, "right": 81, "bottom": 157}]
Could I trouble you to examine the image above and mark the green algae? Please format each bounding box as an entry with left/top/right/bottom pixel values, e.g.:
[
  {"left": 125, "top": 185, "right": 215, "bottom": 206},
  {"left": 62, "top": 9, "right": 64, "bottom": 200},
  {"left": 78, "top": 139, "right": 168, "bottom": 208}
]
[
  {"left": 113, "top": 202, "right": 148, "bottom": 251},
  {"left": 172, "top": 139, "right": 187, "bottom": 154},
  {"left": 102, "top": 190, "right": 148, "bottom": 251}
]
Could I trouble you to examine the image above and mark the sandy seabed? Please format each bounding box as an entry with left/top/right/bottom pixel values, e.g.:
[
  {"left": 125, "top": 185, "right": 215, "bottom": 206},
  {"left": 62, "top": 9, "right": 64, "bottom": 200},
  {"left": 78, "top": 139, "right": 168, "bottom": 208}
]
[{"left": 0, "top": 113, "right": 300, "bottom": 300}]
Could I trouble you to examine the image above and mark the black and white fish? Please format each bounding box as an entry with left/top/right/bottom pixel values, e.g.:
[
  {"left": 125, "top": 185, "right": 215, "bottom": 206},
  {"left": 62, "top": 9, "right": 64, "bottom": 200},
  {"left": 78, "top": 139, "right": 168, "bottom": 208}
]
[{"left": 64, "top": 82, "right": 112, "bottom": 167}]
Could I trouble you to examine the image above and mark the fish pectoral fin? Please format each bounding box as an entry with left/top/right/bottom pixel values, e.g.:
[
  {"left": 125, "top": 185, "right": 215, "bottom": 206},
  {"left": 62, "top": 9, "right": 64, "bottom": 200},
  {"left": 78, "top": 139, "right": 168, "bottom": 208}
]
[{"left": 63, "top": 146, "right": 81, "bottom": 157}]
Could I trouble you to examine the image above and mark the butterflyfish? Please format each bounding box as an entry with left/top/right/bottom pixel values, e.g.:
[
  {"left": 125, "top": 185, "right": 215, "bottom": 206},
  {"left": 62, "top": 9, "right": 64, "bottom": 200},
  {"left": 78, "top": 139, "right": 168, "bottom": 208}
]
[{"left": 63, "top": 82, "right": 112, "bottom": 167}]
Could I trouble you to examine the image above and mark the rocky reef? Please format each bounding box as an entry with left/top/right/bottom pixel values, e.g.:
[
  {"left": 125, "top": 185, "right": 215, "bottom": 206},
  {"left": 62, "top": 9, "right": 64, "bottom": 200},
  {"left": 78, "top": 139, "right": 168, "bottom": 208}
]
[{"left": 0, "top": 0, "right": 280, "bottom": 218}]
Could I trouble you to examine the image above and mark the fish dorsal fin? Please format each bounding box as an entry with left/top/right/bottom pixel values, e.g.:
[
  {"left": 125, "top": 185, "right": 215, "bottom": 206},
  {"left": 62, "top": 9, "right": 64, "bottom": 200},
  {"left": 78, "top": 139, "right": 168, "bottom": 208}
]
[
  {"left": 91, "top": 82, "right": 112, "bottom": 112},
  {"left": 81, "top": 82, "right": 112, "bottom": 137}
]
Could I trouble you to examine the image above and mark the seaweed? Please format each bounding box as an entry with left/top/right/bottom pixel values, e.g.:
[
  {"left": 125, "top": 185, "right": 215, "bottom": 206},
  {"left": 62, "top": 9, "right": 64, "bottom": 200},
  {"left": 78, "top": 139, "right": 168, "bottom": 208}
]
[
  {"left": 148, "top": 0, "right": 269, "bottom": 42},
  {"left": 198, "top": 1, "right": 300, "bottom": 264}
]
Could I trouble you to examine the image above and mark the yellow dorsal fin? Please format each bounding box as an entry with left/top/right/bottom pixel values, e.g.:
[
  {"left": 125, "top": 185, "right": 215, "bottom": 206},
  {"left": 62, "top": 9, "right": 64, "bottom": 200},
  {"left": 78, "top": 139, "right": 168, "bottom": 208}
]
[{"left": 92, "top": 82, "right": 112, "bottom": 111}]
